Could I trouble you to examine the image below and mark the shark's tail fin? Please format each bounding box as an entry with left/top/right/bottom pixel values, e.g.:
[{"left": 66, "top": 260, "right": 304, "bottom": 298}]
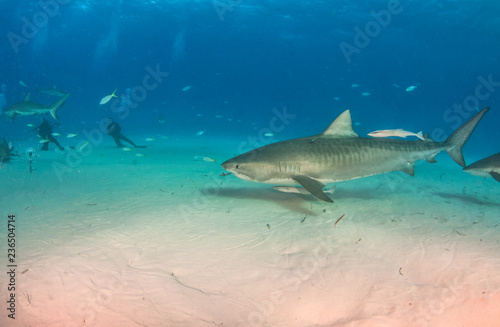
[
  {"left": 446, "top": 107, "right": 489, "bottom": 167},
  {"left": 49, "top": 93, "right": 70, "bottom": 120}
]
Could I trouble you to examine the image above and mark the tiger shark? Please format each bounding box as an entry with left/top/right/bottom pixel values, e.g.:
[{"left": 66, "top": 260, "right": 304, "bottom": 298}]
[
  {"left": 463, "top": 152, "right": 500, "bottom": 182},
  {"left": 222, "top": 107, "right": 489, "bottom": 202},
  {"left": 3, "top": 93, "right": 70, "bottom": 120}
]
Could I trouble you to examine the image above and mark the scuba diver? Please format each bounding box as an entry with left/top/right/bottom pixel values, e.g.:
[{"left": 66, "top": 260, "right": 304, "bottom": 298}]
[
  {"left": 0, "top": 137, "right": 17, "bottom": 163},
  {"left": 105, "top": 118, "right": 146, "bottom": 148},
  {"left": 36, "top": 118, "right": 64, "bottom": 151}
]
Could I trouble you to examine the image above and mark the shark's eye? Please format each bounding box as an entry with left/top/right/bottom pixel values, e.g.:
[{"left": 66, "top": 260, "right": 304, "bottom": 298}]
[{"left": 235, "top": 165, "right": 240, "bottom": 169}]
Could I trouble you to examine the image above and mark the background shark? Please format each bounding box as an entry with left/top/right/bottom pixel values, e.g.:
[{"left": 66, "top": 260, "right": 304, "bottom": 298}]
[
  {"left": 222, "top": 107, "right": 489, "bottom": 202},
  {"left": 3, "top": 93, "right": 70, "bottom": 121},
  {"left": 463, "top": 152, "right": 500, "bottom": 182}
]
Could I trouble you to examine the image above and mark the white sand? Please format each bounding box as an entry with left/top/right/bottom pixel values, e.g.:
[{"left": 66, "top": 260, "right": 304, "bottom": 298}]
[{"left": 1, "top": 138, "right": 500, "bottom": 326}]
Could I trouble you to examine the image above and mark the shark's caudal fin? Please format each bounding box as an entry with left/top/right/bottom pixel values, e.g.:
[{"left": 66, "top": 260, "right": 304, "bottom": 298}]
[
  {"left": 446, "top": 107, "right": 489, "bottom": 167},
  {"left": 49, "top": 93, "right": 70, "bottom": 120}
]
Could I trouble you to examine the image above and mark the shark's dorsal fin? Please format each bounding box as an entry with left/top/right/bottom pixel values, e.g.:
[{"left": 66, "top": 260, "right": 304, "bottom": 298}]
[
  {"left": 320, "top": 110, "right": 359, "bottom": 138},
  {"left": 24, "top": 93, "right": 30, "bottom": 101}
]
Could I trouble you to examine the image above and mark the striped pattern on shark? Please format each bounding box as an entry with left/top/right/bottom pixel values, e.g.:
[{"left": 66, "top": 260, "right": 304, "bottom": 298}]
[{"left": 222, "top": 107, "right": 489, "bottom": 202}]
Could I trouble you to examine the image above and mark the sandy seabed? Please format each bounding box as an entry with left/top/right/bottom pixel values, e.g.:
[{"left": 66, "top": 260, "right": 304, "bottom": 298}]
[{"left": 1, "top": 137, "right": 499, "bottom": 327}]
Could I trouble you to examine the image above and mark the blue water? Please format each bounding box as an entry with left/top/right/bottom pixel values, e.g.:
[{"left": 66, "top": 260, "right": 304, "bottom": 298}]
[
  {"left": 0, "top": 0, "right": 499, "bottom": 156},
  {"left": 2, "top": 3, "right": 500, "bottom": 326}
]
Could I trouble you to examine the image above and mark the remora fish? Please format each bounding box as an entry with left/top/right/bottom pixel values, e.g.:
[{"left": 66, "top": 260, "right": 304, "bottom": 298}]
[
  {"left": 463, "top": 152, "right": 500, "bottom": 182},
  {"left": 273, "top": 185, "right": 336, "bottom": 195},
  {"left": 368, "top": 129, "right": 425, "bottom": 141},
  {"left": 222, "top": 108, "right": 489, "bottom": 202},
  {"left": 3, "top": 93, "right": 70, "bottom": 120}
]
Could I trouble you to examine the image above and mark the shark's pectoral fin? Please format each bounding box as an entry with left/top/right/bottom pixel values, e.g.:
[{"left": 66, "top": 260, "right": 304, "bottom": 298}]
[
  {"left": 490, "top": 172, "right": 500, "bottom": 182},
  {"left": 401, "top": 162, "right": 415, "bottom": 176},
  {"left": 292, "top": 175, "right": 333, "bottom": 203},
  {"left": 425, "top": 153, "right": 438, "bottom": 163}
]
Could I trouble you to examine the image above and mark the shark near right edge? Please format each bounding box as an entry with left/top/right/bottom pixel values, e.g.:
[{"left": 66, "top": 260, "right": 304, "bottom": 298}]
[{"left": 222, "top": 107, "right": 489, "bottom": 202}]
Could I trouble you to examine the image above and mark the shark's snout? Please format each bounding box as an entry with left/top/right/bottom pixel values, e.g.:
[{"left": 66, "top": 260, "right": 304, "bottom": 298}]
[
  {"left": 221, "top": 156, "right": 244, "bottom": 172},
  {"left": 221, "top": 159, "right": 233, "bottom": 171},
  {"left": 221, "top": 157, "right": 257, "bottom": 182}
]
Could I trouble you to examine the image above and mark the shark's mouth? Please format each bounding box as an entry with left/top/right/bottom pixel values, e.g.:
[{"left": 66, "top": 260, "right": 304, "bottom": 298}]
[{"left": 230, "top": 171, "right": 256, "bottom": 182}]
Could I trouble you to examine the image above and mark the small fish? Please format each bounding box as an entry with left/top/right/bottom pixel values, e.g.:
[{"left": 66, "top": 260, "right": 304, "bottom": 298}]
[
  {"left": 333, "top": 97, "right": 340, "bottom": 101},
  {"left": 122, "top": 147, "right": 133, "bottom": 151},
  {"left": 78, "top": 141, "right": 89, "bottom": 152},
  {"left": 264, "top": 132, "right": 275, "bottom": 137},
  {"left": 51, "top": 132, "right": 61, "bottom": 136},
  {"left": 19, "top": 81, "right": 28, "bottom": 87},
  {"left": 194, "top": 155, "right": 216, "bottom": 163},
  {"left": 135, "top": 153, "right": 145, "bottom": 157},
  {"left": 145, "top": 138, "right": 155, "bottom": 141},
  {"left": 215, "top": 115, "right": 223, "bottom": 118},
  {"left": 406, "top": 85, "right": 418, "bottom": 92},
  {"left": 368, "top": 129, "right": 425, "bottom": 141},
  {"left": 203, "top": 157, "right": 216, "bottom": 163},
  {"left": 66, "top": 133, "right": 77, "bottom": 138},
  {"left": 182, "top": 86, "right": 191, "bottom": 91},
  {"left": 99, "top": 88, "right": 118, "bottom": 105},
  {"left": 155, "top": 134, "right": 169, "bottom": 140},
  {"left": 27, "top": 123, "right": 34, "bottom": 127},
  {"left": 351, "top": 83, "right": 360, "bottom": 88},
  {"left": 39, "top": 139, "right": 50, "bottom": 143},
  {"left": 361, "top": 92, "right": 371, "bottom": 96},
  {"left": 392, "top": 83, "right": 401, "bottom": 88},
  {"left": 334, "top": 214, "right": 345, "bottom": 228},
  {"left": 196, "top": 130, "right": 205, "bottom": 136}
]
